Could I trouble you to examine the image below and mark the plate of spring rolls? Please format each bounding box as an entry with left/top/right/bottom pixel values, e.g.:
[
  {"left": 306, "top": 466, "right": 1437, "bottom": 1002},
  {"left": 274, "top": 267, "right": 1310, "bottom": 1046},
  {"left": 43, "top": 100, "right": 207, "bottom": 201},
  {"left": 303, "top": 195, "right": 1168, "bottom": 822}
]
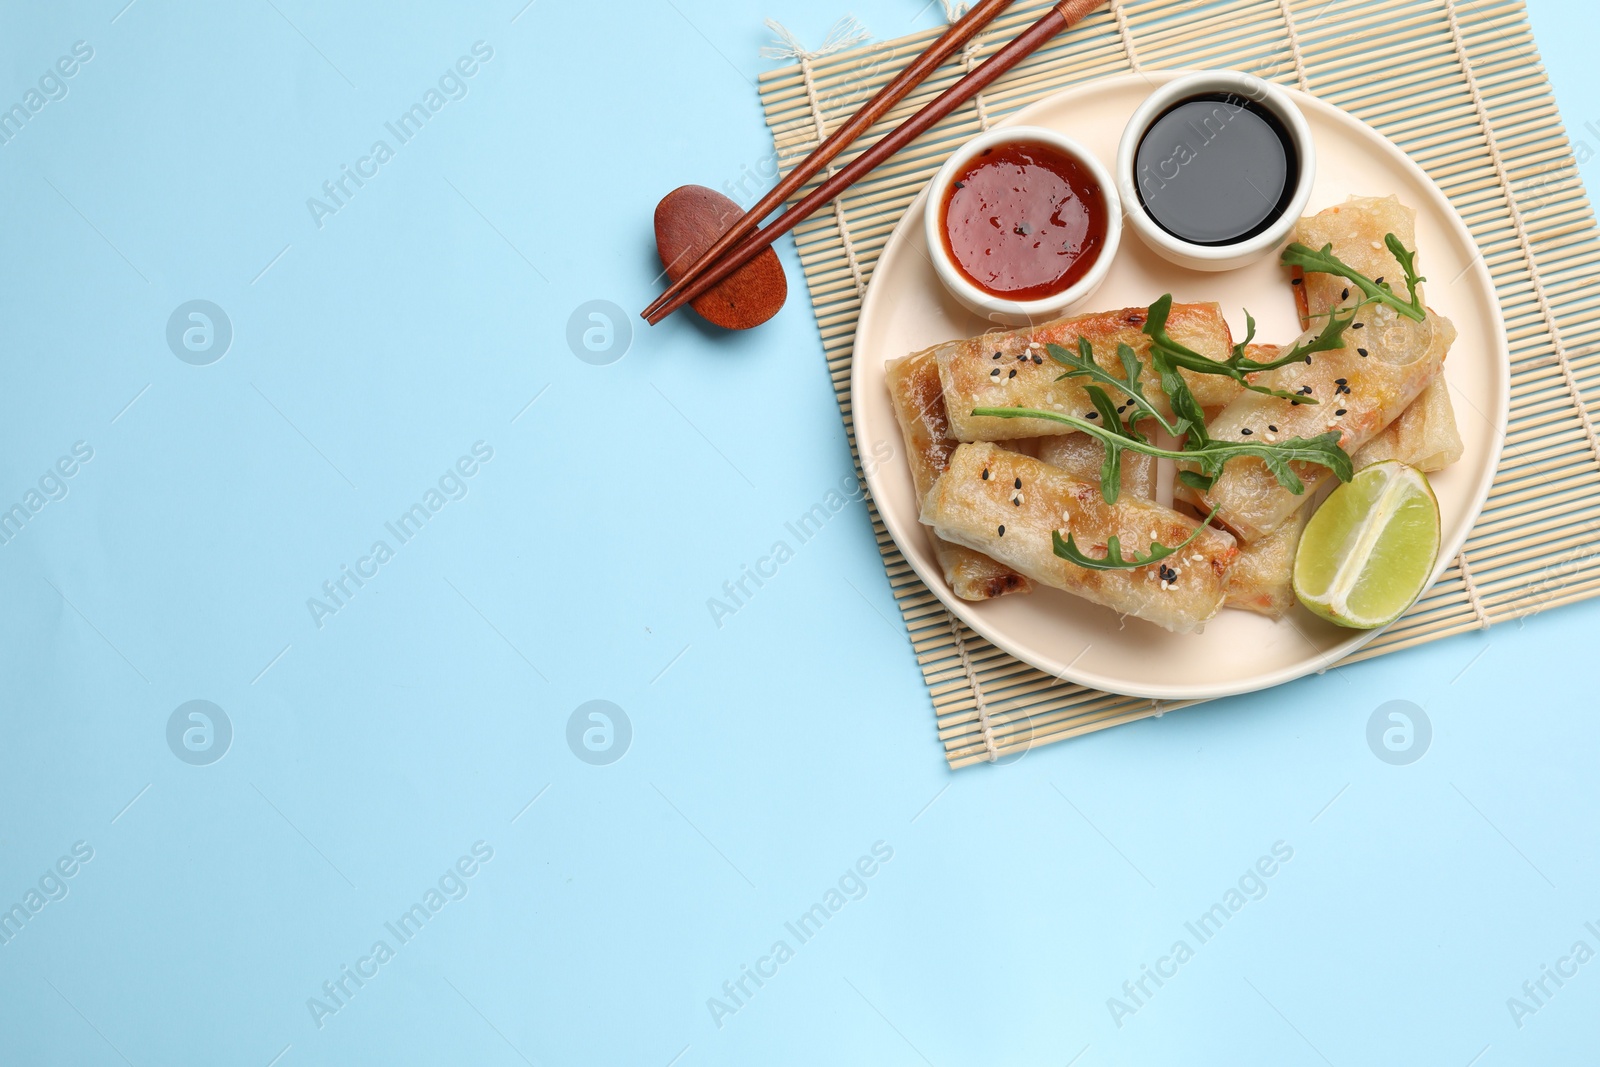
[{"left": 852, "top": 72, "right": 1509, "bottom": 700}]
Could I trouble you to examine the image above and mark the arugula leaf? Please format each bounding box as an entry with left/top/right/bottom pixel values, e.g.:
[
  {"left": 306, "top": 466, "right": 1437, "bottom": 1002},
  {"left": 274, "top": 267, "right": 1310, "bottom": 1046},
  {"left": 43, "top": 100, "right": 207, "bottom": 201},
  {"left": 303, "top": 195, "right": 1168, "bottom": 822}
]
[
  {"left": 1052, "top": 508, "right": 1221, "bottom": 572},
  {"left": 1176, "top": 469, "right": 1214, "bottom": 492},
  {"left": 1047, "top": 338, "right": 1182, "bottom": 438},
  {"left": 1280, "top": 235, "right": 1426, "bottom": 322},
  {"left": 1385, "top": 233, "right": 1426, "bottom": 308},
  {"left": 971, "top": 407, "right": 1353, "bottom": 495},
  {"left": 1082, "top": 385, "right": 1127, "bottom": 503},
  {"left": 1150, "top": 349, "right": 1209, "bottom": 447},
  {"left": 1142, "top": 295, "right": 1311, "bottom": 403}
]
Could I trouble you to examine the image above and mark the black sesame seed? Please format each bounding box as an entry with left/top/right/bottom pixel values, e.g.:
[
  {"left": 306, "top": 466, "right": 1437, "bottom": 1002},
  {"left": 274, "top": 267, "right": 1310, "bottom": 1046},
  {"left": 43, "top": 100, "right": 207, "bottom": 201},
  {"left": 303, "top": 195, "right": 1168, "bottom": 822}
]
[
  {"left": 1241, "top": 428, "right": 1253, "bottom": 435},
  {"left": 1291, "top": 399, "right": 1301, "bottom": 406},
  {"left": 991, "top": 368, "right": 1001, "bottom": 377},
  {"left": 1085, "top": 411, "right": 1098, "bottom": 420},
  {"left": 982, "top": 468, "right": 989, "bottom": 480},
  {"left": 1268, "top": 425, "right": 1278, "bottom": 432},
  {"left": 1341, "top": 288, "right": 1350, "bottom": 301},
  {"left": 1352, "top": 322, "right": 1364, "bottom": 329},
  {"left": 1290, "top": 277, "right": 1303, "bottom": 285},
  {"left": 1014, "top": 477, "right": 1022, "bottom": 489},
  {"left": 1008, "top": 369, "right": 1017, "bottom": 378},
  {"left": 1018, "top": 353, "right": 1028, "bottom": 361},
  {"left": 1158, "top": 564, "right": 1177, "bottom": 582},
  {"left": 1298, "top": 385, "right": 1313, "bottom": 395},
  {"left": 1358, "top": 347, "right": 1369, "bottom": 357},
  {"left": 1013, "top": 497, "right": 1022, "bottom": 507},
  {"left": 1335, "top": 378, "right": 1347, "bottom": 385},
  {"left": 1336, "top": 408, "right": 1347, "bottom": 416},
  {"left": 1032, "top": 354, "right": 1043, "bottom": 364},
  {"left": 1375, "top": 276, "right": 1385, "bottom": 285},
  {"left": 998, "top": 524, "right": 1005, "bottom": 536},
  {"left": 993, "top": 350, "right": 1002, "bottom": 360}
]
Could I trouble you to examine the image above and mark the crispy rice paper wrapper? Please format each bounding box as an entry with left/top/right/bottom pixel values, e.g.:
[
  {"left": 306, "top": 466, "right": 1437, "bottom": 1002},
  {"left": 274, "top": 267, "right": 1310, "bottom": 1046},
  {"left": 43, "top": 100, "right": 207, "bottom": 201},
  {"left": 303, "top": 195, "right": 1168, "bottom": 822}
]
[
  {"left": 884, "top": 351, "right": 1031, "bottom": 601},
  {"left": 1033, "top": 433, "right": 1157, "bottom": 499},
  {"left": 932, "top": 304, "right": 1240, "bottom": 442},
  {"left": 1352, "top": 377, "right": 1463, "bottom": 471},
  {"left": 1198, "top": 196, "right": 1455, "bottom": 542},
  {"left": 920, "top": 442, "right": 1239, "bottom": 634}
]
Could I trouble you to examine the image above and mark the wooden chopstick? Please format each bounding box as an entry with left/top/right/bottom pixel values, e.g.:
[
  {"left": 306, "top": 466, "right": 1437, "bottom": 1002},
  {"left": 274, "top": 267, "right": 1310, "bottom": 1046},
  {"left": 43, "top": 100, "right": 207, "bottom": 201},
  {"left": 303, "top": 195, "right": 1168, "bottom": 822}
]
[
  {"left": 644, "top": 0, "right": 1108, "bottom": 327},
  {"left": 640, "top": 0, "right": 1016, "bottom": 323}
]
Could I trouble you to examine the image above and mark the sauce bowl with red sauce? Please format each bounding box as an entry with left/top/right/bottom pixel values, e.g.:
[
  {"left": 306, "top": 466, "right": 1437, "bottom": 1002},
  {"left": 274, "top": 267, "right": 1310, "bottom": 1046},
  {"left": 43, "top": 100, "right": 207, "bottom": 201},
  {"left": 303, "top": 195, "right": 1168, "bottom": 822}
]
[{"left": 924, "top": 126, "right": 1121, "bottom": 325}]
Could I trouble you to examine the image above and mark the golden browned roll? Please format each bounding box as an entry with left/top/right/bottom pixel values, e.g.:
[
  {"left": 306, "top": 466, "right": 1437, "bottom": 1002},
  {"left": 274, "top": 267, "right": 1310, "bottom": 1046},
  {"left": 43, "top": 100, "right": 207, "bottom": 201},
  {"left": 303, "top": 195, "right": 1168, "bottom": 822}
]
[
  {"left": 1197, "top": 196, "right": 1454, "bottom": 542},
  {"left": 884, "top": 350, "right": 1031, "bottom": 601},
  {"left": 920, "top": 442, "right": 1239, "bottom": 634},
  {"left": 932, "top": 303, "right": 1240, "bottom": 442}
]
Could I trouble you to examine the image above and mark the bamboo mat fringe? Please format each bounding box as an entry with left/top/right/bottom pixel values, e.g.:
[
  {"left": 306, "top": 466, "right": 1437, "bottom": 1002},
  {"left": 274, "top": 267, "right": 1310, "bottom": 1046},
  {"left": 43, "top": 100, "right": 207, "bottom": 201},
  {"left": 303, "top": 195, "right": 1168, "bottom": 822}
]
[{"left": 756, "top": 0, "right": 1600, "bottom": 768}]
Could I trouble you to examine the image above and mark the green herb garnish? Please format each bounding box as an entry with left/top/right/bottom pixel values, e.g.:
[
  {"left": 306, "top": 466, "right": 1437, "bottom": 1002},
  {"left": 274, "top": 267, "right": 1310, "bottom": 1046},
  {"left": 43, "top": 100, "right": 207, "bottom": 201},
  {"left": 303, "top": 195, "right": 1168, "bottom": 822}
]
[
  {"left": 971, "top": 406, "right": 1352, "bottom": 497},
  {"left": 1141, "top": 296, "right": 1311, "bottom": 404},
  {"left": 1052, "top": 507, "right": 1220, "bottom": 572},
  {"left": 1047, "top": 337, "right": 1180, "bottom": 439},
  {"left": 1280, "top": 234, "right": 1426, "bottom": 322}
]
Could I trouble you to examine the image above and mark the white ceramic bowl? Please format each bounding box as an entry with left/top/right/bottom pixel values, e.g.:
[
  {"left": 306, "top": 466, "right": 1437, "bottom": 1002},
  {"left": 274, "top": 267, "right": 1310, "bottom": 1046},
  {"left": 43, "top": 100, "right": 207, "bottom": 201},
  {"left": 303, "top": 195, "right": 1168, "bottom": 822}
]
[
  {"left": 923, "top": 125, "right": 1121, "bottom": 326},
  {"left": 1116, "top": 70, "right": 1316, "bottom": 272}
]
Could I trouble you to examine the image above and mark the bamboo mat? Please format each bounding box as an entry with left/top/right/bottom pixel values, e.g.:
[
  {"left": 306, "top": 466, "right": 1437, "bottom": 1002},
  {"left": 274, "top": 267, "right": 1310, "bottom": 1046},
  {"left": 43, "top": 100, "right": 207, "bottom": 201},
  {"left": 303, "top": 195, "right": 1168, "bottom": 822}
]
[{"left": 756, "top": 0, "right": 1600, "bottom": 768}]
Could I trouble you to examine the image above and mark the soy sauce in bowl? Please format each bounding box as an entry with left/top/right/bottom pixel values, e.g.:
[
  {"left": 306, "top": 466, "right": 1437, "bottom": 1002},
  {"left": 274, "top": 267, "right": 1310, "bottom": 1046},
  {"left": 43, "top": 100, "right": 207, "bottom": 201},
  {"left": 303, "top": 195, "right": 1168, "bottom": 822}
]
[
  {"left": 1133, "top": 93, "right": 1299, "bottom": 246},
  {"left": 1115, "top": 71, "right": 1316, "bottom": 273}
]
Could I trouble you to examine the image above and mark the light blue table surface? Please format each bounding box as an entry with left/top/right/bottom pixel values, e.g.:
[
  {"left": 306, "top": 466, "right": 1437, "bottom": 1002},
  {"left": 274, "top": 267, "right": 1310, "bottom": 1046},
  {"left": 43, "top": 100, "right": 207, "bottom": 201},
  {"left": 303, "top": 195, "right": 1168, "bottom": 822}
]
[{"left": 2, "top": 1, "right": 1596, "bottom": 1063}]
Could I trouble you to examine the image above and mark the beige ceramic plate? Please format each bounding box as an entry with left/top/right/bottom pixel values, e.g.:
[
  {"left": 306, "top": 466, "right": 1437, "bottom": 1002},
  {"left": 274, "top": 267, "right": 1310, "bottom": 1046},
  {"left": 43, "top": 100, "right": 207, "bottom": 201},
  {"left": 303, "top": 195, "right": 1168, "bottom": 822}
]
[{"left": 851, "top": 73, "right": 1508, "bottom": 701}]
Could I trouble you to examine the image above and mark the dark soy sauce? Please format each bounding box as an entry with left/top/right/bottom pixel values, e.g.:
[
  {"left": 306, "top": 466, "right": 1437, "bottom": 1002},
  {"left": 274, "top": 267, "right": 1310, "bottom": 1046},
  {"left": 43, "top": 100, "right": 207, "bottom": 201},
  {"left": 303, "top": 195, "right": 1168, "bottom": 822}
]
[{"left": 1133, "top": 93, "right": 1298, "bottom": 246}]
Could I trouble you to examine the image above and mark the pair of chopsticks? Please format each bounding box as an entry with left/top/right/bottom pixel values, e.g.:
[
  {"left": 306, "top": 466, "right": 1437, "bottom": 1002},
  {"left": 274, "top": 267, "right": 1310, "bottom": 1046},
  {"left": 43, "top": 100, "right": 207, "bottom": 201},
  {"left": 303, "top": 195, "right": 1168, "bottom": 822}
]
[{"left": 642, "top": 0, "right": 1108, "bottom": 326}]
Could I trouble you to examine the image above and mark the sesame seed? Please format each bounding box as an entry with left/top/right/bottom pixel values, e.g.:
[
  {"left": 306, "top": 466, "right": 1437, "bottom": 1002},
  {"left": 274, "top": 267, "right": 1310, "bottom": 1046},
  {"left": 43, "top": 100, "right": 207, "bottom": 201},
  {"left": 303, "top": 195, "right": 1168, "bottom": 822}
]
[
  {"left": 1032, "top": 354, "right": 1043, "bottom": 364},
  {"left": 1298, "top": 385, "right": 1313, "bottom": 394},
  {"left": 1335, "top": 408, "right": 1347, "bottom": 416},
  {"left": 1335, "top": 378, "right": 1347, "bottom": 385},
  {"left": 1268, "top": 425, "right": 1278, "bottom": 432},
  {"left": 993, "top": 350, "right": 1002, "bottom": 360},
  {"left": 982, "top": 468, "right": 989, "bottom": 480},
  {"left": 991, "top": 368, "right": 1001, "bottom": 377},
  {"left": 1341, "top": 287, "right": 1350, "bottom": 301},
  {"left": 1375, "top": 276, "right": 1385, "bottom": 285},
  {"left": 1085, "top": 411, "right": 1098, "bottom": 419},
  {"left": 1013, "top": 494, "right": 1024, "bottom": 507},
  {"left": 1009, "top": 369, "right": 1017, "bottom": 378},
  {"left": 1241, "top": 428, "right": 1253, "bottom": 435},
  {"left": 998, "top": 524, "right": 1005, "bottom": 536},
  {"left": 1290, "top": 277, "right": 1302, "bottom": 285},
  {"left": 1014, "top": 477, "right": 1022, "bottom": 489},
  {"left": 1352, "top": 322, "right": 1364, "bottom": 329},
  {"left": 1358, "top": 347, "right": 1369, "bottom": 357}
]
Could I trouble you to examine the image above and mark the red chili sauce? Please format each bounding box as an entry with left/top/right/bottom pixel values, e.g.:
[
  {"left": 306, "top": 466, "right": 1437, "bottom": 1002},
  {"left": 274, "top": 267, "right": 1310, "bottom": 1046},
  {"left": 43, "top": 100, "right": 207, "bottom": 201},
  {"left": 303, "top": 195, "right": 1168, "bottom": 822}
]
[{"left": 939, "top": 141, "right": 1107, "bottom": 301}]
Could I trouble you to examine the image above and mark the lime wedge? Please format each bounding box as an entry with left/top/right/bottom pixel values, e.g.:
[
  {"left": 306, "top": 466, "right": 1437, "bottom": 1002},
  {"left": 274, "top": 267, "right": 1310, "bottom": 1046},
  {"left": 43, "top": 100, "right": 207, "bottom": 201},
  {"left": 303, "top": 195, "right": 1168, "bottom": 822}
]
[{"left": 1293, "top": 460, "right": 1440, "bottom": 629}]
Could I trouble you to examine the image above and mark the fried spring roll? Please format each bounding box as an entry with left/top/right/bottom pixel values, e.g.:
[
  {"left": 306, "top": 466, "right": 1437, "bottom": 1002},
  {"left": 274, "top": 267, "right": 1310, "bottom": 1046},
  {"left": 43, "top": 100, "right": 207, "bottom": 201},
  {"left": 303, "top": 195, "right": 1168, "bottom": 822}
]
[
  {"left": 1352, "top": 377, "right": 1463, "bottom": 472},
  {"left": 920, "top": 442, "right": 1239, "bottom": 633},
  {"left": 1198, "top": 196, "right": 1455, "bottom": 541},
  {"left": 932, "top": 304, "right": 1241, "bottom": 442},
  {"left": 1222, "top": 510, "right": 1307, "bottom": 619},
  {"left": 885, "top": 351, "right": 1031, "bottom": 601},
  {"left": 1033, "top": 434, "right": 1157, "bottom": 499}
]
